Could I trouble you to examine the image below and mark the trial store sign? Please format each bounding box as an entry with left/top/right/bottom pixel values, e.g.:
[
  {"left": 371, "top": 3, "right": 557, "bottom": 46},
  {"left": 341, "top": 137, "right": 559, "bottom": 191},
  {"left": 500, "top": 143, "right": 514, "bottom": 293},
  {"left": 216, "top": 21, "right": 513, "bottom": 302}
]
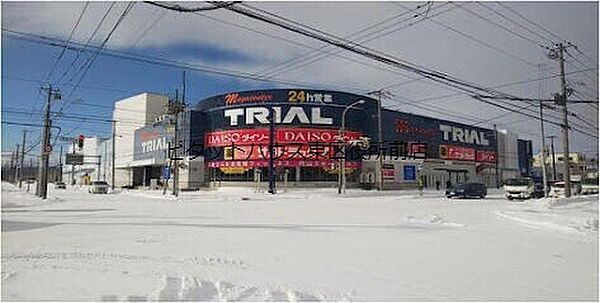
[{"left": 133, "top": 124, "right": 174, "bottom": 163}]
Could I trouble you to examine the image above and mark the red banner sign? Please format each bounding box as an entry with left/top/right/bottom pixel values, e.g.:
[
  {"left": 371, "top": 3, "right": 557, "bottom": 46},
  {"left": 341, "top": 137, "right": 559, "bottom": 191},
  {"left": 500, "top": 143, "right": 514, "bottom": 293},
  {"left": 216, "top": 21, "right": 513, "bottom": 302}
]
[
  {"left": 207, "top": 160, "right": 361, "bottom": 169},
  {"left": 395, "top": 119, "right": 437, "bottom": 137},
  {"left": 205, "top": 128, "right": 363, "bottom": 147},
  {"left": 476, "top": 150, "right": 497, "bottom": 163},
  {"left": 439, "top": 145, "right": 476, "bottom": 161}
]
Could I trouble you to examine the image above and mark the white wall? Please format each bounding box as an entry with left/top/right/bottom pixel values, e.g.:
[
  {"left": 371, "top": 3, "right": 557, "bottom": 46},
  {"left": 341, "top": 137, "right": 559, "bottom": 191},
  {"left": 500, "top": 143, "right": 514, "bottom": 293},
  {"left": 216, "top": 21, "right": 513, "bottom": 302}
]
[
  {"left": 62, "top": 136, "right": 108, "bottom": 184},
  {"left": 112, "top": 93, "right": 168, "bottom": 186},
  {"left": 497, "top": 129, "right": 520, "bottom": 180}
]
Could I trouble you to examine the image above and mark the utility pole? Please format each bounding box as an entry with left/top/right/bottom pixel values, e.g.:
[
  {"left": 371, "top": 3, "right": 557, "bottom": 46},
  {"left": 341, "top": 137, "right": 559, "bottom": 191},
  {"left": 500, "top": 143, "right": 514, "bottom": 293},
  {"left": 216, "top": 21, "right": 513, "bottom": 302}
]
[
  {"left": 538, "top": 99, "right": 548, "bottom": 197},
  {"left": 71, "top": 141, "right": 76, "bottom": 186},
  {"left": 103, "top": 141, "right": 107, "bottom": 181},
  {"left": 37, "top": 85, "right": 60, "bottom": 199},
  {"left": 14, "top": 144, "right": 20, "bottom": 184},
  {"left": 58, "top": 145, "right": 63, "bottom": 183},
  {"left": 268, "top": 106, "right": 276, "bottom": 194},
  {"left": 9, "top": 150, "right": 15, "bottom": 182},
  {"left": 11, "top": 144, "right": 20, "bottom": 184},
  {"left": 18, "top": 130, "right": 27, "bottom": 188},
  {"left": 167, "top": 90, "right": 185, "bottom": 197},
  {"left": 493, "top": 124, "right": 500, "bottom": 188},
  {"left": 547, "top": 135, "right": 557, "bottom": 181},
  {"left": 111, "top": 120, "right": 116, "bottom": 190},
  {"left": 366, "top": 89, "right": 393, "bottom": 191},
  {"left": 549, "top": 43, "right": 572, "bottom": 197}
]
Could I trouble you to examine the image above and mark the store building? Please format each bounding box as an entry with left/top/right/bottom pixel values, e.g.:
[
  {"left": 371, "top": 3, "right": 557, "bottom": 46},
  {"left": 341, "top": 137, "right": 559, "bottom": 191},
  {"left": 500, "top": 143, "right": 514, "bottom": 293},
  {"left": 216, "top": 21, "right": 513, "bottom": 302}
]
[{"left": 93, "top": 89, "right": 533, "bottom": 189}]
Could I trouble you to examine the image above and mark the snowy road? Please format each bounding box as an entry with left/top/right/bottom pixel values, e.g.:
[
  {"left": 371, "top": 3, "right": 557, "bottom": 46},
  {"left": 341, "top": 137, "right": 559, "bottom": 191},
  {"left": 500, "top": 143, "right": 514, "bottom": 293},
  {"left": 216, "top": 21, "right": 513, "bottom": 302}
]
[{"left": 1, "top": 182, "right": 598, "bottom": 301}]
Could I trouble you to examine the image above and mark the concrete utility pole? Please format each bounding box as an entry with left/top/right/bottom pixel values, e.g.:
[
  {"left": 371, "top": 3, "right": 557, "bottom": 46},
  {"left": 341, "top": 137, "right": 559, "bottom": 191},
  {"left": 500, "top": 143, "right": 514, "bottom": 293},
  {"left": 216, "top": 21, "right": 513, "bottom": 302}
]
[
  {"left": 103, "top": 141, "right": 107, "bottom": 181},
  {"left": 58, "top": 145, "right": 63, "bottom": 183},
  {"left": 37, "top": 85, "right": 60, "bottom": 199},
  {"left": 18, "top": 130, "right": 27, "bottom": 188},
  {"left": 493, "top": 124, "right": 500, "bottom": 188},
  {"left": 111, "top": 120, "right": 116, "bottom": 190},
  {"left": 71, "top": 141, "right": 76, "bottom": 186},
  {"left": 538, "top": 100, "right": 548, "bottom": 197},
  {"left": 536, "top": 62, "right": 549, "bottom": 197},
  {"left": 549, "top": 43, "right": 572, "bottom": 197},
  {"left": 9, "top": 151, "right": 15, "bottom": 182},
  {"left": 166, "top": 91, "right": 186, "bottom": 197},
  {"left": 547, "top": 135, "right": 557, "bottom": 181},
  {"left": 268, "top": 106, "right": 276, "bottom": 194},
  {"left": 366, "top": 89, "right": 393, "bottom": 191},
  {"left": 14, "top": 144, "right": 20, "bottom": 184}
]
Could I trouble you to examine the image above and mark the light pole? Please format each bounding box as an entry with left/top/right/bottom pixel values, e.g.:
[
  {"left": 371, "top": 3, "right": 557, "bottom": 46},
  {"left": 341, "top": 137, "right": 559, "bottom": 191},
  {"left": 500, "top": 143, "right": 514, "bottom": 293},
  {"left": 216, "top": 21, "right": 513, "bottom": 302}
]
[{"left": 339, "top": 99, "right": 365, "bottom": 194}]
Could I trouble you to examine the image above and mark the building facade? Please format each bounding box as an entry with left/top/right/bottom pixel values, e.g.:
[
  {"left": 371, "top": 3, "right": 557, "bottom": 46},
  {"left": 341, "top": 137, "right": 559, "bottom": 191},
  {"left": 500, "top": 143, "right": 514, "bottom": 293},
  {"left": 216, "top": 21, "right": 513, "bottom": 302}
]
[{"left": 74, "top": 89, "right": 535, "bottom": 189}]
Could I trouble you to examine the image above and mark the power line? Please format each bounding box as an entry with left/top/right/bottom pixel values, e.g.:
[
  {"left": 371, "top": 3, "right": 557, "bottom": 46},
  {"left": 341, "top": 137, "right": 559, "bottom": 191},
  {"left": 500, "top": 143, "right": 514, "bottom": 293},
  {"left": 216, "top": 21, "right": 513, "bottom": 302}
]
[
  {"left": 496, "top": 1, "right": 598, "bottom": 66},
  {"left": 2, "top": 29, "right": 370, "bottom": 94},
  {"left": 387, "top": 67, "right": 598, "bottom": 107},
  {"left": 62, "top": 2, "right": 136, "bottom": 104},
  {"left": 564, "top": 48, "right": 599, "bottom": 85},
  {"left": 257, "top": 2, "right": 455, "bottom": 81},
  {"left": 44, "top": 1, "right": 90, "bottom": 83},
  {"left": 144, "top": 1, "right": 238, "bottom": 12},
  {"left": 495, "top": 2, "right": 563, "bottom": 43},
  {"left": 58, "top": 2, "right": 117, "bottom": 84},
  {"left": 130, "top": 7, "right": 168, "bottom": 48},
  {"left": 475, "top": 2, "right": 552, "bottom": 47},
  {"left": 395, "top": 2, "right": 539, "bottom": 68}
]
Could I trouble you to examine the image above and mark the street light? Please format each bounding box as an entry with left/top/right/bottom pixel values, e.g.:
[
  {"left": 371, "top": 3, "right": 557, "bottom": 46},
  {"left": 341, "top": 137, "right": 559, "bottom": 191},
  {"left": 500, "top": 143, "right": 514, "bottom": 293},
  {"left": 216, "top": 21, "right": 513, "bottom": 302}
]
[{"left": 339, "top": 99, "right": 366, "bottom": 194}]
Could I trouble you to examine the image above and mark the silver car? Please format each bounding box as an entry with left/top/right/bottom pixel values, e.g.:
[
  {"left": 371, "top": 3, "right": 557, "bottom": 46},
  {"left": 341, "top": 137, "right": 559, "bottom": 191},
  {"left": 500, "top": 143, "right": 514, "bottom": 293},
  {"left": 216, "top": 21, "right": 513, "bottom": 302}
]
[{"left": 89, "top": 181, "right": 109, "bottom": 194}]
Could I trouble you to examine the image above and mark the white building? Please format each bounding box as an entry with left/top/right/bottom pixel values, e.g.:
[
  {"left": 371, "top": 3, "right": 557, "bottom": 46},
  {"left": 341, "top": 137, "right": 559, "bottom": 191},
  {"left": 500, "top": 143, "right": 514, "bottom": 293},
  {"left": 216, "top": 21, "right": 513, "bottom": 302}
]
[
  {"left": 62, "top": 136, "right": 108, "bottom": 185},
  {"left": 61, "top": 93, "right": 169, "bottom": 187},
  {"left": 497, "top": 129, "right": 520, "bottom": 181},
  {"left": 112, "top": 93, "right": 169, "bottom": 187}
]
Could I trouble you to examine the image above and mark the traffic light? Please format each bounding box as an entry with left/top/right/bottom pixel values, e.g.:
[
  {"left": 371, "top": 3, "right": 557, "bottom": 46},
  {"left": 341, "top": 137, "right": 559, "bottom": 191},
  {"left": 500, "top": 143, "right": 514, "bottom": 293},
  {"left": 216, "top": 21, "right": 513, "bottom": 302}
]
[{"left": 78, "top": 134, "right": 84, "bottom": 149}]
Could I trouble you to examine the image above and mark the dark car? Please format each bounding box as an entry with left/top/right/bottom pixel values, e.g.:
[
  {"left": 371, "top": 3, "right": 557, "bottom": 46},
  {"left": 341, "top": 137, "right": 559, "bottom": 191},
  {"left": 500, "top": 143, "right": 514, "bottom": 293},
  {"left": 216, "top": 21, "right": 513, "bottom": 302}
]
[
  {"left": 531, "top": 182, "right": 551, "bottom": 198},
  {"left": 446, "top": 183, "right": 487, "bottom": 199}
]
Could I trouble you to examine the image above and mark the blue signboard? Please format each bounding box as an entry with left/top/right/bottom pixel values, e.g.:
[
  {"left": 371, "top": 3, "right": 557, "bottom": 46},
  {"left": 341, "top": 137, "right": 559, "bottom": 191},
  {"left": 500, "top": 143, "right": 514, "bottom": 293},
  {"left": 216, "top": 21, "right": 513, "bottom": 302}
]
[
  {"left": 163, "top": 166, "right": 171, "bottom": 179},
  {"left": 133, "top": 124, "right": 174, "bottom": 162},
  {"left": 404, "top": 165, "right": 416, "bottom": 181}
]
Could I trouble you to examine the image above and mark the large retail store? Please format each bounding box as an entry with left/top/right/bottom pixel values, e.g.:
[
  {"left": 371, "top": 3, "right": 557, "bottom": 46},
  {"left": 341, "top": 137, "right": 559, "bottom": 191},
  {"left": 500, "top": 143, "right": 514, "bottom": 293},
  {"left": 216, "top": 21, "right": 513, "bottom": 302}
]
[{"left": 65, "top": 89, "right": 534, "bottom": 190}]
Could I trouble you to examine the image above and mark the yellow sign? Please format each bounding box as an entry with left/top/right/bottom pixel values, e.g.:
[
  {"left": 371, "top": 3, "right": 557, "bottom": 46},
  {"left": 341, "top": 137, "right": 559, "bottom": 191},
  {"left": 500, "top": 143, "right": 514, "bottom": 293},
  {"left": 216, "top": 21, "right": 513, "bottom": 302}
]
[{"left": 220, "top": 167, "right": 249, "bottom": 174}]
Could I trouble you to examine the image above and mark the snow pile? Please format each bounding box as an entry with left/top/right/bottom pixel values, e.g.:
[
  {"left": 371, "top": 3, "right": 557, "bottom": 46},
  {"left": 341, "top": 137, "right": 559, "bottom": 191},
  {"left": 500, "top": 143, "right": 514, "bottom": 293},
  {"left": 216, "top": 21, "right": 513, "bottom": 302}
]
[
  {"left": 403, "top": 213, "right": 465, "bottom": 228},
  {"left": 1, "top": 182, "right": 64, "bottom": 208},
  {"left": 497, "top": 195, "right": 599, "bottom": 240}
]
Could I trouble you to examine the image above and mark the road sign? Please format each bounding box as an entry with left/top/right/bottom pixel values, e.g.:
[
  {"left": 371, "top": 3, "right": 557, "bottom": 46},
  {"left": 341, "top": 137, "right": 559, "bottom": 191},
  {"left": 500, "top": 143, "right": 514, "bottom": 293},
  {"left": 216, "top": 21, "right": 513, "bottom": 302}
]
[
  {"left": 403, "top": 165, "right": 416, "bottom": 181},
  {"left": 58, "top": 136, "right": 77, "bottom": 142},
  {"left": 65, "top": 154, "right": 84, "bottom": 165}
]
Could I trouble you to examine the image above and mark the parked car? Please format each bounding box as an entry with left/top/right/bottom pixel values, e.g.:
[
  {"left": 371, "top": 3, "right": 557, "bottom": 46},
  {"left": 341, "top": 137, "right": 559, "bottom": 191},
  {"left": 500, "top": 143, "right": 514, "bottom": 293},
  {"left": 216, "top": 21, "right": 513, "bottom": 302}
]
[
  {"left": 446, "top": 183, "right": 487, "bottom": 199},
  {"left": 89, "top": 181, "right": 110, "bottom": 194},
  {"left": 532, "top": 182, "right": 548, "bottom": 198},
  {"left": 571, "top": 181, "right": 582, "bottom": 195},
  {"left": 54, "top": 182, "right": 66, "bottom": 189},
  {"left": 503, "top": 178, "right": 535, "bottom": 200},
  {"left": 549, "top": 181, "right": 581, "bottom": 197},
  {"left": 581, "top": 178, "right": 599, "bottom": 195}
]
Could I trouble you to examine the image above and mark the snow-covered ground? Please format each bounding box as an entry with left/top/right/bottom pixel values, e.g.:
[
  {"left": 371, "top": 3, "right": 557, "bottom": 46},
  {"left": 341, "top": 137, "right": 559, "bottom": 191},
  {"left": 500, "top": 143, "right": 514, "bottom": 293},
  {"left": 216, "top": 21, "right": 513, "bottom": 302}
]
[{"left": 1, "top": 182, "right": 598, "bottom": 301}]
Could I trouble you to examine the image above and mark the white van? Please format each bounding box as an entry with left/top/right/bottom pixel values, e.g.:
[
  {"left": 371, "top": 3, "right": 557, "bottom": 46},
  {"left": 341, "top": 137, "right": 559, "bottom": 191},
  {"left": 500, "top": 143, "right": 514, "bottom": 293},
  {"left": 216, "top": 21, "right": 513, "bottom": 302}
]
[{"left": 503, "top": 178, "right": 535, "bottom": 200}]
